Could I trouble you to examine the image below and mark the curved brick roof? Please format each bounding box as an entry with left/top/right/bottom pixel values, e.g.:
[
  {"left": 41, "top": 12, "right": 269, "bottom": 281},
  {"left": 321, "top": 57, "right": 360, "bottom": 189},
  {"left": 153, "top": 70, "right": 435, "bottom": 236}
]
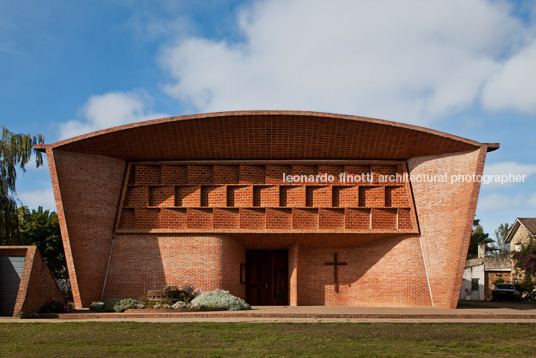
[{"left": 36, "top": 111, "right": 498, "bottom": 160}]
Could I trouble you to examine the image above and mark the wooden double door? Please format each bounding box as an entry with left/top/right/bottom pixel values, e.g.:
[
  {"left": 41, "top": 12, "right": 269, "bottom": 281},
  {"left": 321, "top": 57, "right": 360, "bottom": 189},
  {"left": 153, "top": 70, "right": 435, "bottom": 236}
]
[{"left": 246, "top": 250, "right": 289, "bottom": 306}]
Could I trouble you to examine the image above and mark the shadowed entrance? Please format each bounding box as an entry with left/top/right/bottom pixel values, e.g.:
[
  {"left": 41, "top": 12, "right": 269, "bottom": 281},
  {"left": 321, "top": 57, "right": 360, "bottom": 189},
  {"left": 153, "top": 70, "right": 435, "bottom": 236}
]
[{"left": 246, "top": 250, "right": 289, "bottom": 305}]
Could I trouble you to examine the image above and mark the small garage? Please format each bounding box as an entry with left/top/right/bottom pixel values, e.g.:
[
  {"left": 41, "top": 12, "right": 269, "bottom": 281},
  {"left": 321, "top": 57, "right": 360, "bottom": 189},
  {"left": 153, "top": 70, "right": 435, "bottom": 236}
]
[{"left": 0, "top": 256, "right": 25, "bottom": 316}]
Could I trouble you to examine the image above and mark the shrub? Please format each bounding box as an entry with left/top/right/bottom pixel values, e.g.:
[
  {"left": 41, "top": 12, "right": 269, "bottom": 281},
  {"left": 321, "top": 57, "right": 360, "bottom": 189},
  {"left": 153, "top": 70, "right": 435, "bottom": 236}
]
[
  {"left": 89, "top": 299, "right": 122, "bottom": 312},
  {"left": 39, "top": 298, "right": 73, "bottom": 313},
  {"left": 493, "top": 278, "right": 505, "bottom": 285},
  {"left": 89, "top": 302, "right": 105, "bottom": 312},
  {"left": 163, "top": 286, "right": 180, "bottom": 301},
  {"left": 172, "top": 301, "right": 189, "bottom": 309},
  {"left": 176, "top": 290, "right": 195, "bottom": 303},
  {"left": 154, "top": 303, "right": 172, "bottom": 309},
  {"left": 517, "top": 280, "right": 536, "bottom": 295},
  {"left": 103, "top": 299, "right": 121, "bottom": 312},
  {"left": 190, "top": 289, "right": 251, "bottom": 311},
  {"left": 113, "top": 298, "right": 143, "bottom": 312},
  {"left": 89, "top": 298, "right": 144, "bottom": 312},
  {"left": 181, "top": 284, "right": 195, "bottom": 295}
]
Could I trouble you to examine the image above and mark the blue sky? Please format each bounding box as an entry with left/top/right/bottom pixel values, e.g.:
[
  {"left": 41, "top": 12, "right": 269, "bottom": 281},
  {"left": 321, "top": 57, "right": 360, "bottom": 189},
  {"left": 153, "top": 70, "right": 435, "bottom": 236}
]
[{"left": 1, "top": 0, "right": 535, "bottom": 239}]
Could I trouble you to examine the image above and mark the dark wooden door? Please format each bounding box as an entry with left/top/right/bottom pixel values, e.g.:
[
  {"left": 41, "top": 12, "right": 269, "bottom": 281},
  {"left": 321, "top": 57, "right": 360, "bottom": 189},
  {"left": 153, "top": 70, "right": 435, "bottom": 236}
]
[{"left": 246, "top": 250, "right": 289, "bottom": 305}]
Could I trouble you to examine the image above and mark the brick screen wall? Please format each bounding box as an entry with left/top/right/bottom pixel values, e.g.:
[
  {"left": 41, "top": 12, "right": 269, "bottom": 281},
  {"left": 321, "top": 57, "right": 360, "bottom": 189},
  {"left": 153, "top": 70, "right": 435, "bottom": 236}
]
[{"left": 116, "top": 161, "right": 418, "bottom": 235}]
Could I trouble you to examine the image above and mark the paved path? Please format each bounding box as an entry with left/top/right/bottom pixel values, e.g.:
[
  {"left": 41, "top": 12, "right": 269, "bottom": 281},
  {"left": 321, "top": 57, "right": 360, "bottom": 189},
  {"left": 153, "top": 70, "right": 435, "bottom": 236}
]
[{"left": 2, "top": 303, "right": 536, "bottom": 323}]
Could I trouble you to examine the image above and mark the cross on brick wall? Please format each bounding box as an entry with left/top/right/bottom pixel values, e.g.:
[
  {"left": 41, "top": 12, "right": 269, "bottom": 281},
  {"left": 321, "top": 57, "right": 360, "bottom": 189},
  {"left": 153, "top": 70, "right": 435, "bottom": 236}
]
[{"left": 325, "top": 252, "right": 347, "bottom": 293}]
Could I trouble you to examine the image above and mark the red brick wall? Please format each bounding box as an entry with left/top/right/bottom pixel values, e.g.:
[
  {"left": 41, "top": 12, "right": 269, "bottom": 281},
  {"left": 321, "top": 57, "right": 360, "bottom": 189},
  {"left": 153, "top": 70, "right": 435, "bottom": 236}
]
[
  {"left": 240, "top": 165, "right": 265, "bottom": 184},
  {"left": 149, "top": 186, "right": 174, "bottom": 207},
  {"left": 334, "top": 186, "right": 358, "bottom": 207},
  {"left": 229, "top": 185, "right": 253, "bottom": 207},
  {"left": 266, "top": 208, "right": 292, "bottom": 230},
  {"left": 346, "top": 209, "right": 371, "bottom": 229},
  {"left": 254, "top": 185, "right": 279, "bottom": 207},
  {"left": 188, "top": 165, "right": 213, "bottom": 184},
  {"left": 266, "top": 165, "right": 291, "bottom": 184},
  {"left": 175, "top": 186, "right": 200, "bottom": 207},
  {"left": 47, "top": 153, "right": 488, "bottom": 308},
  {"left": 293, "top": 209, "right": 319, "bottom": 229},
  {"left": 214, "top": 208, "right": 239, "bottom": 229},
  {"left": 319, "top": 209, "right": 345, "bottom": 229},
  {"left": 161, "top": 165, "right": 187, "bottom": 184},
  {"left": 48, "top": 149, "right": 126, "bottom": 308},
  {"left": 485, "top": 271, "right": 512, "bottom": 300},
  {"left": 40, "top": 112, "right": 494, "bottom": 309},
  {"left": 296, "top": 236, "right": 432, "bottom": 307},
  {"left": 371, "top": 208, "right": 397, "bottom": 230},
  {"left": 288, "top": 244, "right": 301, "bottom": 306},
  {"left": 281, "top": 186, "right": 306, "bottom": 207},
  {"left": 19, "top": 248, "right": 64, "bottom": 316},
  {"left": 221, "top": 238, "right": 246, "bottom": 299},
  {"left": 135, "top": 164, "right": 160, "bottom": 184},
  {"left": 117, "top": 161, "right": 417, "bottom": 234},
  {"left": 160, "top": 208, "right": 187, "bottom": 228},
  {"left": 187, "top": 209, "right": 213, "bottom": 229},
  {"left": 214, "top": 165, "right": 239, "bottom": 184},
  {"left": 103, "top": 235, "right": 245, "bottom": 300},
  {"left": 407, "top": 148, "right": 487, "bottom": 308},
  {"left": 240, "top": 208, "right": 266, "bottom": 229},
  {"left": 125, "top": 186, "right": 147, "bottom": 207}
]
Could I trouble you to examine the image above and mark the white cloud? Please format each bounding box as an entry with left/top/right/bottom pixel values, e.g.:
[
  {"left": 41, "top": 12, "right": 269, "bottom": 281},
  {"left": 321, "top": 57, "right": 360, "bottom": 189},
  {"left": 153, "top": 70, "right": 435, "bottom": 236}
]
[
  {"left": 530, "top": 193, "right": 536, "bottom": 207},
  {"left": 58, "top": 90, "right": 167, "bottom": 140},
  {"left": 159, "top": 0, "right": 530, "bottom": 124},
  {"left": 17, "top": 188, "right": 56, "bottom": 211},
  {"left": 481, "top": 39, "right": 536, "bottom": 114},
  {"left": 477, "top": 192, "right": 526, "bottom": 211},
  {"left": 483, "top": 161, "right": 536, "bottom": 188}
]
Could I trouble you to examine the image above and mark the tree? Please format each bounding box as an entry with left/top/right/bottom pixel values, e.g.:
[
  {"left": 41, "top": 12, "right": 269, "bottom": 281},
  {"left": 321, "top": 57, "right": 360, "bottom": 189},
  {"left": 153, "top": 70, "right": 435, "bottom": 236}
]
[
  {"left": 0, "top": 127, "right": 44, "bottom": 245},
  {"left": 511, "top": 238, "right": 536, "bottom": 296},
  {"left": 18, "top": 206, "right": 67, "bottom": 280},
  {"left": 491, "top": 223, "right": 511, "bottom": 258},
  {"left": 467, "top": 219, "right": 495, "bottom": 259}
]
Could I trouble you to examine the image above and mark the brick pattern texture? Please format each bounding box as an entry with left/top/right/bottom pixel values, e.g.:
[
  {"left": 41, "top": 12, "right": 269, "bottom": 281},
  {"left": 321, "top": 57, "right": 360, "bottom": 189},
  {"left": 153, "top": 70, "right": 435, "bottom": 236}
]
[
  {"left": 103, "top": 235, "right": 245, "bottom": 301},
  {"left": 295, "top": 237, "right": 432, "bottom": 307},
  {"left": 39, "top": 112, "right": 495, "bottom": 309},
  {"left": 407, "top": 148, "right": 488, "bottom": 308},
  {"left": 48, "top": 149, "right": 126, "bottom": 308},
  {"left": 48, "top": 111, "right": 485, "bottom": 161},
  {"left": 116, "top": 161, "right": 417, "bottom": 234}
]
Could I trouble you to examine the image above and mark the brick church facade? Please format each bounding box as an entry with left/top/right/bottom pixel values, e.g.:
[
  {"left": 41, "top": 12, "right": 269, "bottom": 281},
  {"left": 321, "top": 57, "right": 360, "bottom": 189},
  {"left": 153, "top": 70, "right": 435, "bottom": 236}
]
[{"left": 35, "top": 111, "right": 498, "bottom": 309}]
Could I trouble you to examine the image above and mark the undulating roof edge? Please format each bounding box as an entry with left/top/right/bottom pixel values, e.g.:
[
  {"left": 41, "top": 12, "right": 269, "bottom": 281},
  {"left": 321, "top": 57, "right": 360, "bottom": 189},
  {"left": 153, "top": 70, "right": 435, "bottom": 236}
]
[{"left": 33, "top": 110, "right": 499, "bottom": 154}]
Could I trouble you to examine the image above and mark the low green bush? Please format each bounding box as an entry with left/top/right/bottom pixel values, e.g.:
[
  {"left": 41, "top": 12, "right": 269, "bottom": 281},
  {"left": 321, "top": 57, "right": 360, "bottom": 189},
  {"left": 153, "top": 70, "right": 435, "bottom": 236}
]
[
  {"left": 89, "top": 299, "right": 121, "bottom": 312},
  {"left": 171, "top": 301, "right": 189, "bottom": 309},
  {"left": 190, "top": 290, "right": 251, "bottom": 311},
  {"left": 89, "top": 298, "right": 143, "bottom": 312},
  {"left": 89, "top": 302, "right": 105, "bottom": 312},
  {"left": 493, "top": 278, "right": 505, "bottom": 285},
  {"left": 104, "top": 299, "right": 121, "bottom": 312},
  {"left": 161, "top": 284, "right": 199, "bottom": 303},
  {"left": 113, "top": 298, "right": 142, "bottom": 312}
]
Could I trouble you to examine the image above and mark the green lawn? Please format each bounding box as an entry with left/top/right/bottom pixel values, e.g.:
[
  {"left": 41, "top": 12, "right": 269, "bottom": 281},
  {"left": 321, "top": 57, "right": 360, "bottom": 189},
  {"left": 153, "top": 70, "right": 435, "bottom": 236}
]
[{"left": 0, "top": 322, "right": 534, "bottom": 357}]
